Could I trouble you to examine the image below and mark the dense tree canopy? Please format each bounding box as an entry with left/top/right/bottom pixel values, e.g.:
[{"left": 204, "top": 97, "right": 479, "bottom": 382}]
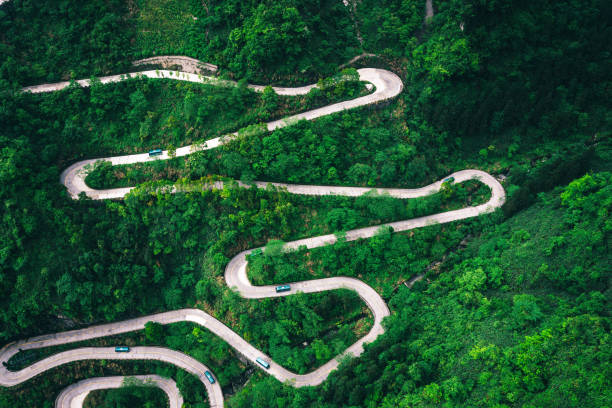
[{"left": 0, "top": 0, "right": 610, "bottom": 406}]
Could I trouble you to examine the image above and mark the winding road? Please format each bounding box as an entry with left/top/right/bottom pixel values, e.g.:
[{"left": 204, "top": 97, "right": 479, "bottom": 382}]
[
  {"left": 55, "top": 375, "right": 183, "bottom": 408},
  {"left": 1, "top": 59, "right": 505, "bottom": 408},
  {"left": 426, "top": 0, "right": 434, "bottom": 21}
]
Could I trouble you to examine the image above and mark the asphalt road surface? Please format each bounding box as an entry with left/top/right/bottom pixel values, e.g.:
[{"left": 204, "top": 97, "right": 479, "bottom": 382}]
[
  {"left": 1, "top": 57, "right": 505, "bottom": 408},
  {"left": 55, "top": 375, "right": 183, "bottom": 408}
]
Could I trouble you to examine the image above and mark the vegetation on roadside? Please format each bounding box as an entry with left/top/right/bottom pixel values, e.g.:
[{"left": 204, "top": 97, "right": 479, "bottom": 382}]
[
  {"left": 0, "top": 0, "right": 610, "bottom": 406},
  {"left": 0, "top": 360, "right": 208, "bottom": 408},
  {"left": 6, "top": 289, "right": 371, "bottom": 382},
  {"left": 83, "top": 380, "right": 170, "bottom": 408},
  {"left": 228, "top": 173, "right": 612, "bottom": 408}
]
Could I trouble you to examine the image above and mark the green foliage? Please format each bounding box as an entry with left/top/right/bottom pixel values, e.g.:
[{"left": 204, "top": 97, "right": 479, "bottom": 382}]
[
  {"left": 1, "top": 0, "right": 610, "bottom": 406},
  {"left": 225, "top": 3, "right": 309, "bottom": 80},
  {"left": 0, "top": 0, "right": 135, "bottom": 85},
  {"left": 85, "top": 161, "right": 116, "bottom": 190},
  {"left": 355, "top": 0, "right": 422, "bottom": 55},
  {"left": 347, "top": 163, "right": 377, "bottom": 186},
  {"left": 0, "top": 359, "right": 208, "bottom": 407},
  {"left": 511, "top": 294, "right": 544, "bottom": 328},
  {"left": 133, "top": 0, "right": 195, "bottom": 57},
  {"left": 83, "top": 381, "right": 169, "bottom": 408},
  {"left": 502, "top": 145, "right": 595, "bottom": 216},
  {"left": 259, "top": 86, "right": 278, "bottom": 120},
  {"left": 263, "top": 240, "right": 285, "bottom": 258},
  {"left": 144, "top": 322, "right": 166, "bottom": 343},
  {"left": 412, "top": 29, "right": 479, "bottom": 82},
  {"left": 233, "top": 179, "right": 611, "bottom": 407}
]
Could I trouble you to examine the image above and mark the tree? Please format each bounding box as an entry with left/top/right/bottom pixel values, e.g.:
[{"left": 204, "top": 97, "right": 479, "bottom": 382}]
[
  {"left": 512, "top": 294, "right": 543, "bottom": 328},
  {"left": 347, "top": 163, "right": 377, "bottom": 186},
  {"left": 183, "top": 90, "right": 198, "bottom": 121},
  {"left": 225, "top": 2, "right": 311, "bottom": 79},
  {"left": 127, "top": 90, "right": 148, "bottom": 125},
  {"left": 144, "top": 321, "right": 165, "bottom": 343},
  {"left": 264, "top": 239, "right": 285, "bottom": 257},
  {"left": 259, "top": 86, "right": 278, "bottom": 120}
]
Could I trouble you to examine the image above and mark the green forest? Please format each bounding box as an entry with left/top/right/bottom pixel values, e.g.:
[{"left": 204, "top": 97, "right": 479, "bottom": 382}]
[
  {"left": 0, "top": 0, "right": 610, "bottom": 407},
  {"left": 82, "top": 377, "right": 171, "bottom": 408}
]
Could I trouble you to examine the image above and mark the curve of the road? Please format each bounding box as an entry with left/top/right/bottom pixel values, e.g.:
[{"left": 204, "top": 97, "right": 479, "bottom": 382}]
[
  {"left": 55, "top": 375, "right": 183, "bottom": 408},
  {"left": 1, "top": 59, "right": 505, "bottom": 408}
]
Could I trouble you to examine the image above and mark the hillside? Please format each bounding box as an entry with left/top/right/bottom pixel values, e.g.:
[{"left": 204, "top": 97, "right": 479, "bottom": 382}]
[{"left": 0, "top": 0, "right": 609, "bottom": 407}]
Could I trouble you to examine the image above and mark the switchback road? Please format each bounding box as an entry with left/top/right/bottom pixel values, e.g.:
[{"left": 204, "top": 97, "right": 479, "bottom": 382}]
[
  {"left": 1, "top": 58, "right": 505, "bottom": 408},
  {"left": 55, "top": 375, "right": 183, "bottom": 408}
]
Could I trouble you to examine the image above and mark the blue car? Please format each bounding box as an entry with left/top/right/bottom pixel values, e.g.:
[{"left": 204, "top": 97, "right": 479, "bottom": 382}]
[
  {"left": 443, "top": 176, "right": 455, "bottom": 184},
  {"left": 275, "top": 284, "right": 291, "bottom": 293},
  {"left": 204, "top": 371, "right": 215, "bottom": 384},
  {"left": 114, "top": 346, "right": 130, "bottom": 352},
  {"left": 148, "top": 148, "right": 163, "bottom": 156},
  {"left": 256, "top": 357, "right": 270, "bottom": 369}
]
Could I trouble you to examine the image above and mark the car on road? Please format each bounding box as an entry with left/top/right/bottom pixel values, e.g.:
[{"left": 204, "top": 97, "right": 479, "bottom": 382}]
[
  {"left": 443, "top": 176, "right": 455, "bottom": 183},
  {"left": 204, "top": 371, "right": 215, "bottom": 384},
  {"left": 114, "top": 346, "right": 130, "bottom": 352},
  {"left": 148, "top": 149, "right": 163, "bottom": 156},
  {"left": 275, "top": 284, "right": 291, "bottom": 293},
  {"left": 255, "top": 357, "right": 270, "bottom": 369}
]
